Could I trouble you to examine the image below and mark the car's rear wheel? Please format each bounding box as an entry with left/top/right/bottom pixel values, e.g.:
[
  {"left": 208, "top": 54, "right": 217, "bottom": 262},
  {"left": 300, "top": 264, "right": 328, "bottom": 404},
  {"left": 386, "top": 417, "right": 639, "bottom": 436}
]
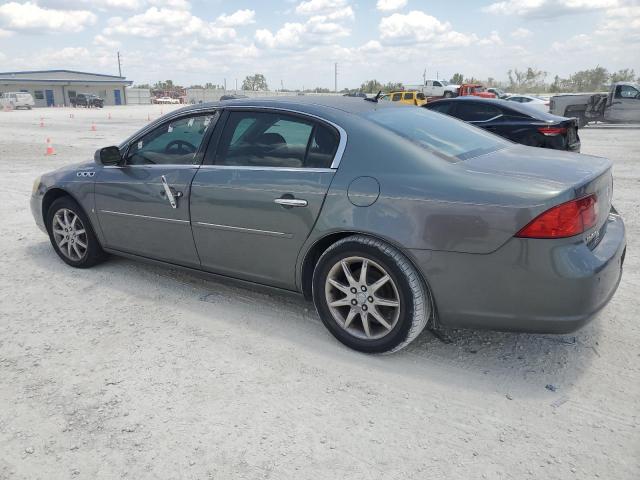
[
  {"left": 443, "top": 91, "right": 453, "bottom": 98},
  {"left": 312, "top": 235, "right": 430, "bottom": 353},
  {"left": 46, "top": 197, "right": 107, "bottom": 268}
]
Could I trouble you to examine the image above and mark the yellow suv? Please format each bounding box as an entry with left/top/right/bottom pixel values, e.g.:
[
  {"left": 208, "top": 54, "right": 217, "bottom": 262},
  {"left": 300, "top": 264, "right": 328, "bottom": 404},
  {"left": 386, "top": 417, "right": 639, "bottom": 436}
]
[{"left": 389, "top": 90, "right": 427, "bottom": 106}]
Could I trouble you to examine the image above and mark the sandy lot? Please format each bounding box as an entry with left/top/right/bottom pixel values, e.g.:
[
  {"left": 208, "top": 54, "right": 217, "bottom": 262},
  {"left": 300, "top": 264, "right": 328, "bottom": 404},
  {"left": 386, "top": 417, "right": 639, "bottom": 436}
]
[{"left": 0, "top": 105, "right": 638, "bottom": 480}]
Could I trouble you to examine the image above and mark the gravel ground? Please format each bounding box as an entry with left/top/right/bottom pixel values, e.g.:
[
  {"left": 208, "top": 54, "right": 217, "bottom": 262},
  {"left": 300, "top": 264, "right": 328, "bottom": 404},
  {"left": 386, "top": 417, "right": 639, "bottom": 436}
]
[{"left": 0, "top": 105, "right": 638, "bottom": 480}]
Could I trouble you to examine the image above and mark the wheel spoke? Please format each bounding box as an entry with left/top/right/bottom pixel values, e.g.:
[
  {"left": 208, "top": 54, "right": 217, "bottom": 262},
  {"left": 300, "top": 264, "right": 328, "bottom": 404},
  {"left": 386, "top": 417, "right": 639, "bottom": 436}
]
[
  {"left": 70, "top": 214, "right": 78, "bottom": 229},
  {"left": 341, "top": 260, "right": 357, "bottom": 286},
  {"left": 329, "top": 298, "right": 352, "bottom": 308},
  {"left": 55, "top": 216, "right": 65, "bottom": 229},
  {"left": 63, "top": 209, "right": 70, "bottom": 227},
  {"left": 72, "top": 243, "right": 82, "bottom": 259},
  {"left": 328, "top": 278, "right": 350, "bottom": 295},
  {"left": 369, "top": 275, "right": 390, "bottom": 293},
  {"left": 66, "top": 241, "right": 72, "bottom": 257},
  {"left": 373, "top": 297, "right": 399, "bottom": 308},
  {"left": 53, "top": 228, "right": 65, "bottom": 236},
  {"left": 58, "top": 237, "right": 68, "bottom": 247},
  {"left": 359, "top": 259, "right": 368, "bottom": 285},
  {"left": 343, "top": 308, "right": 357, "bottom": 328},
  {"left": 75, "top": 229, "right": 85, "bottom": 236},
  {"left": 76, "top": 239, "right": 87, "bottom": 249},
  {"left": 361, "top": 311, "right": 371, "bottom": 338},
  {"left": 370, "top": 307, "right": 392, "bottom": 330}
]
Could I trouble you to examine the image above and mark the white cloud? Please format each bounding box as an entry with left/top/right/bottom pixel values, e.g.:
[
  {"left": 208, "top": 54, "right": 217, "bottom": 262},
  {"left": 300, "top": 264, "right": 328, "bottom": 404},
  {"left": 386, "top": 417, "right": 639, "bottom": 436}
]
[
  {"left": 0, "top": 1, "right": 97, "bottom": 33},
  {"left": 216, "top": 9, "right": 255, "bottom": 27},
  {"left": 376, "top": 0, "right": 407, "bottom": 11},
  {"left": 483, "top": 0, "right": 619, "bottom": 17},
  {"left": 379, "top": 10, "right": 474, "bottom": 46},
  {"left": 103, "top": 7, "right": 235, "bottom": 41},
  {"left": 0, "top": 28, "right": 14, "bottom": 37},
  {"left": 94, "top": 33, "right": 121, "bottom": 47},
  {"left": 510, "top": 27, "right": 531, "bottom": 38},
  {"left": 295, "top": 0, "right": 348, "bottom": 16}
]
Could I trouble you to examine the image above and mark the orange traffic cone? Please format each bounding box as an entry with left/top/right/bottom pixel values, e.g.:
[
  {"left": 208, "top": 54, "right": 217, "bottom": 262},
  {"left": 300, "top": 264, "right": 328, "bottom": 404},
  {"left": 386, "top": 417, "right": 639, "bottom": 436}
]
[
  {"left": 91, "top": 122, "right": 96, "bottom": 131},
  {"left": 147, "top": 113, "right": 151, "bottom": 121},
  {"left": 69, "top": 113, "right": 74, "bottom": 119},
  {"left": 45, "top": 138, "right": 55, "bottom": 156},
  {"left": 39, "top": 117, "right": 44, "bottom": 127}
]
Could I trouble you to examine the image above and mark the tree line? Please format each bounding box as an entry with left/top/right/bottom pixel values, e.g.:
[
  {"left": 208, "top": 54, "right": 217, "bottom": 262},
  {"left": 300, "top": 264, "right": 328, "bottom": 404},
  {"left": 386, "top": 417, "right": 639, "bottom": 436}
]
[{"left": 133, "top": 66, "right": 637, "bottom": 95}]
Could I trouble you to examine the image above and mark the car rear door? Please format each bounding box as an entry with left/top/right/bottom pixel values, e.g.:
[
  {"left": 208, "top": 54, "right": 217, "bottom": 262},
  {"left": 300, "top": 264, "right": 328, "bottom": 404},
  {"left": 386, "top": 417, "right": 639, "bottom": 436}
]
[
  {"left": 190, "top": 108, "right": 344, "bottom": 289},
  {"left": 94, "top": 110, "right": 219, "bottom": 267}
]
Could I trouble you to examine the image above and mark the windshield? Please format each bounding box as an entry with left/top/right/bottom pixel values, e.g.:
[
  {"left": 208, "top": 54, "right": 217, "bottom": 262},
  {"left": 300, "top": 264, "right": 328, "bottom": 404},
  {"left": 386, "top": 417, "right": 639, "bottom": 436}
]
[
  {"left": 440, "top": 80, "right": 449, "bottom": 86},
  {"left": 366, "top": 107, "right": 509, "bottom": 162}
]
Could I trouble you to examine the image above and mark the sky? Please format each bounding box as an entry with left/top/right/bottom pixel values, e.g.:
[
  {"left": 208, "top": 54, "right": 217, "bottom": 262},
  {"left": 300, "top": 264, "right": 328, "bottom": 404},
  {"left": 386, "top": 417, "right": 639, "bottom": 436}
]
[{"left": 0, "top": 0, "right": 638, "bottom": 90}]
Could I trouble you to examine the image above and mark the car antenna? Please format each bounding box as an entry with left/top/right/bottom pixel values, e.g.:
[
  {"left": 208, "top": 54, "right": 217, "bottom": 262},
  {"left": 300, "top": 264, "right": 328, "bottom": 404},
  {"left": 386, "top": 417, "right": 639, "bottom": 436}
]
[{"left": 364, "top": 90, "right": 383, "bottom": 103}]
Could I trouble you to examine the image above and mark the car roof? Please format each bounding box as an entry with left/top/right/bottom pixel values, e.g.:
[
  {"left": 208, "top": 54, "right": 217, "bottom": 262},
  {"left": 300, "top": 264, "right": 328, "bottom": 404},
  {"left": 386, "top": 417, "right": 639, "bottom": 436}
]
[
  {"left": 171, "top": 95, "right": 404, "bottom": 117},
  {"left": 428, "top": 96, "right": 563, "bottom": 121}
]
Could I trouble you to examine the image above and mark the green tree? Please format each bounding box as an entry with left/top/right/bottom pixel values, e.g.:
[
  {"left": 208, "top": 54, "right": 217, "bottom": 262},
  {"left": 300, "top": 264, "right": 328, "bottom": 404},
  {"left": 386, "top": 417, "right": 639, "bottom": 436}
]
[
  {"left": 359, "top": 79, "right": 384, "bottom": 93},
  {"left": 610, "top": 68, "right": 636, "bottom": 83},
  {"left": 450, "top": 73, "right": 463, "bottom": 84},
  {"left": 242, "top": 73, "right": 268, "bottom": 91},
  {"left": 384, "top": 81, "right": 404, "bottom": 91}
]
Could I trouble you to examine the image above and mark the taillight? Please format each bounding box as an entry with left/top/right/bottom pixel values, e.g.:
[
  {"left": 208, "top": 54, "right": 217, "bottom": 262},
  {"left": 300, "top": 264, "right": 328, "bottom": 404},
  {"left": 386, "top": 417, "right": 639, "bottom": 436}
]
[
  {"left": 538, "top": 126, "right": 567, "bottom": 136},
  {"left": 516, "top": 195, "right": 598, "bottom": 239}
]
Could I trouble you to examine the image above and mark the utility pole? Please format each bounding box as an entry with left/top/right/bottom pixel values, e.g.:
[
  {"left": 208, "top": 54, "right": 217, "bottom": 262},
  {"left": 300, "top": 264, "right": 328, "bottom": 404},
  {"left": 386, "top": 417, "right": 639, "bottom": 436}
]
[
  {"left": 224, "top": 78, "right": 226, "bottom": 91},
  {"left": 334, "top": 62, "right": 338, "bottom": 93},
  {"left": 117, "top": 51, "right": 122, "bottom": 77},
  {"left": 423, "top": 68, "right": 426, "bottom": 85},
  {"left": 235, "top": 78, "right": 238, "bottom": 92}
]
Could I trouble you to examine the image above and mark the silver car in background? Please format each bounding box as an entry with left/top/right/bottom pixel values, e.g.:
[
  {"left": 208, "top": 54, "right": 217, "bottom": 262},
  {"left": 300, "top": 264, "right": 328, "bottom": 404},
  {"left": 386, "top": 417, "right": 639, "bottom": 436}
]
[{"left": 30, "top": 97, "right": 626, "bottom": 353}]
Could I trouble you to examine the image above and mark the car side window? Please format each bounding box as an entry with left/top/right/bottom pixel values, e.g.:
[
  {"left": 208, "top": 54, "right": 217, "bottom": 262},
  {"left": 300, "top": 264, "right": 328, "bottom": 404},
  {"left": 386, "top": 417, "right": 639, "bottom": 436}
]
[
  {"left": 433, "top": 81, "right": 442, "bottom": 87},
  {"left": 417, "top": 92, "right": 426, "bottom": 100},
  {"left": 428, "top": 102, "right": 453, "bottom": 114},
  {"left": 453, "top": 103, "right": 502, "bottom": 121},
  {"left": 391, "top": 93, "right": 402, "bottom": 101},
  {"left": 127, "top": 113, "right": 216, "bottom": 166},
  {"left": 403, "top": 92, "right": 413, "bottom": 100},
  {"left": 215, "top": 111, "right": 339, "bottom": 169},
  {"left": 616, "top": 85, "right": 639, "bottom": 98}
]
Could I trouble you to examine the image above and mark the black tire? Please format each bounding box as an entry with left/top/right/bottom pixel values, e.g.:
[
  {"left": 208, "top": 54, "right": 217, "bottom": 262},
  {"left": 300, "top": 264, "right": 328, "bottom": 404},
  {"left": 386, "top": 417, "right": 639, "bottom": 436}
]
[
  {"left": 443, "top": 91, "right": 453, "bottom": 98},
  {"left": 576, "top": 114, "right": 587, "bottom": 128},
  {"left": 312, "top": 235, "right": 430, "bottom": 353},
  {"left": 522, "top": 132, "right": 543, "bottom": 147},
  {"left": 46, "top": 196, "right": 107, "bottom": 268}
]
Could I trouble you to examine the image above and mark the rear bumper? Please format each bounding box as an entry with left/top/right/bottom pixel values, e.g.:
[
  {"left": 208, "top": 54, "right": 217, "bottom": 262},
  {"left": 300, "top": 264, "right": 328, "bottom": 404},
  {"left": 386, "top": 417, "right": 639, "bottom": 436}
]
[{"left": 410, "top": 212, "right": 626, "bottom": 333}]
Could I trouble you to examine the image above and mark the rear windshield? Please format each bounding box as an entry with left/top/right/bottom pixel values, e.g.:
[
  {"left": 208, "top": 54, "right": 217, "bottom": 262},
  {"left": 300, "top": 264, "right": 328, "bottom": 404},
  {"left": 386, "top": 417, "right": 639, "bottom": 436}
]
[{"left": 365, "top": 107, "right": 509, "bottom": 162}]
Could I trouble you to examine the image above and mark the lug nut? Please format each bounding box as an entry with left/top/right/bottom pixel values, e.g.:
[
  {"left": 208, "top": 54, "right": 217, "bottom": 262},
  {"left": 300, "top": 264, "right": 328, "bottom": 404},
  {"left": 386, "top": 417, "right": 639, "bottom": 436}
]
[
  {"left": 351, "top": 299, "right": 357, "bottom": 306},
  {"left": 361, "top": 304, "right": 368, "bottom": 311},
  {"left": 361, "top": 286, "right": 367, "bottom": 292},
  {"left": 368, "top": 296, "right": 374, "bottom": 303},
  {"left": 350, "top": 287, "right": 357, "bottom": 294}
]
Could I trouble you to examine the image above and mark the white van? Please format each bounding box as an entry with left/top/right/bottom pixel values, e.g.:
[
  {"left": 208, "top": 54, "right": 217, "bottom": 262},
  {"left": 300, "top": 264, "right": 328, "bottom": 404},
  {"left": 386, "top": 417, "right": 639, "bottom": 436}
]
[{"left": 1, "top": 92, "right": 35, "bottom": 109}]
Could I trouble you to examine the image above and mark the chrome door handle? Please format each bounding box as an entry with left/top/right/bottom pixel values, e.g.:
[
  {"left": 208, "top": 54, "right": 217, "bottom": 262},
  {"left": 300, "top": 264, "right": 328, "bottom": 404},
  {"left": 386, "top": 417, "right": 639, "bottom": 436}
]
[
  {"left": 274, "top": 197, "right": 308, "bottom": 208},
  {"left": 160, "top": 175, "right": 182, "bottom": 209}
]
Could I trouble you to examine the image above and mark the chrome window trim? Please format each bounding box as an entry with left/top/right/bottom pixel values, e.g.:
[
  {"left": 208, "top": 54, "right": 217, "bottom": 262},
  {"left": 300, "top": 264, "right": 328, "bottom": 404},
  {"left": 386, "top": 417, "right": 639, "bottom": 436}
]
[
  {"left": 197, "top": 165, "right": 334, "bottom": 173},
  {"left": 193, "top": 221, "right": 293, "bottom": 239},
  {"left": 223, "top": 105, "right": 348, "bottom": 169},
  {"left": 99, "top": 210, "right": 189, "bottom": 224},
  {"left": 469, "top": 114, "right": 503, "bottom": 123}
]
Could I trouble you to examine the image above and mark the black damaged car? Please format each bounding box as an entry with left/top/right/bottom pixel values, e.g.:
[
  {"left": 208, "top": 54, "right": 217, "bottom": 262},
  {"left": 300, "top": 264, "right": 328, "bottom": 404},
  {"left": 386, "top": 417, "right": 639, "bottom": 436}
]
[{"left": 424, "top": 97, "right": 580, "bottom": 152}]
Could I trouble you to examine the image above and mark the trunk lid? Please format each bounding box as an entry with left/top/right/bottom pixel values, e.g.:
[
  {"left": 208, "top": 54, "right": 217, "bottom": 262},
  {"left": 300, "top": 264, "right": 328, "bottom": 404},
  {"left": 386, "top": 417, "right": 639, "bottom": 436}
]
[{"left": 462, "top": 144, "right": 613, "bottom": 234}]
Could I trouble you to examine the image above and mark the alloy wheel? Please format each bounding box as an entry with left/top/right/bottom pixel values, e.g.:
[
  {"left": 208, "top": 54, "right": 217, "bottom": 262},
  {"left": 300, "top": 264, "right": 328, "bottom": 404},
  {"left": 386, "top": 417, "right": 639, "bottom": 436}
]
[
  {"left": 51, "top": 208, "right": 88, "bottom": 261},
  {"left": 324, "top": 256, "right": 401, "bottom": 340}
]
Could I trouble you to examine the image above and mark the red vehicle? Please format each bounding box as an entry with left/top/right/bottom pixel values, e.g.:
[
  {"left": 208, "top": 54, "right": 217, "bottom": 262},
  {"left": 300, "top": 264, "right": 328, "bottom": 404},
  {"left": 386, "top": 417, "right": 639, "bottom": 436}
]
[{"left": 458, "top": 84, "right": 496, "bottom": 98}]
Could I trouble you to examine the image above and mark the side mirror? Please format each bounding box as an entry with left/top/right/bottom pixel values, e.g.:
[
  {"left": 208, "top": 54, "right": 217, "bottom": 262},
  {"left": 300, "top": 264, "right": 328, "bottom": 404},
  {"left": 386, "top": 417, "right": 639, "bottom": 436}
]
[{"left": 95, "top": 146, "right": 122, "bottom": 166}]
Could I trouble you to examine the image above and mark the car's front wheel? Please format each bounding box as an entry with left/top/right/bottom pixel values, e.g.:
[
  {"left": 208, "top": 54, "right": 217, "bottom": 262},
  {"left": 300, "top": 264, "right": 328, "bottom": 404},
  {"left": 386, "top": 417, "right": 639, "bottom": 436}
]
[
  {"left": 443, "top": 91, "right": 453, "bottom": 98},
  {"left": 312, "top": 235, "right": 430, "bottom": 353},
  {"left": 46, "top": 197, "right": 107, "bottom": 268}
]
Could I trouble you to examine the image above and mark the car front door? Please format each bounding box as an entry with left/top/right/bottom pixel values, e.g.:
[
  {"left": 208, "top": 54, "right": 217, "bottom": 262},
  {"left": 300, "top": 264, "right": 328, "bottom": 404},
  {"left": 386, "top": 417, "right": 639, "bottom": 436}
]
[
  {"left": 605, "top": 84, "right": 640, "bottom": 122},
  {"left": 432, "top": 81, "right": 444, "bottom": 97},
  {"left": 450, "top": 101, "right": 505, "bottom": 134},
  {"left": 94, "top": 111, "right": 219, "bottom": 267},
  {"left": 190, "top": 108, "right": 343, "bottom": 289}
]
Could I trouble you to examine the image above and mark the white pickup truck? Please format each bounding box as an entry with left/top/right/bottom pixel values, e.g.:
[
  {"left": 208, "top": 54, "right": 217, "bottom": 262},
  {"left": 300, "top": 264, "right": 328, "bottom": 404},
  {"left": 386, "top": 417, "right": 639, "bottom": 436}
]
[
  {"left": 422, "top": 80, "right": 460, "bottom": 98},
  {"left": 550, "top": 82, "right": 640, "bottom": 126}
]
